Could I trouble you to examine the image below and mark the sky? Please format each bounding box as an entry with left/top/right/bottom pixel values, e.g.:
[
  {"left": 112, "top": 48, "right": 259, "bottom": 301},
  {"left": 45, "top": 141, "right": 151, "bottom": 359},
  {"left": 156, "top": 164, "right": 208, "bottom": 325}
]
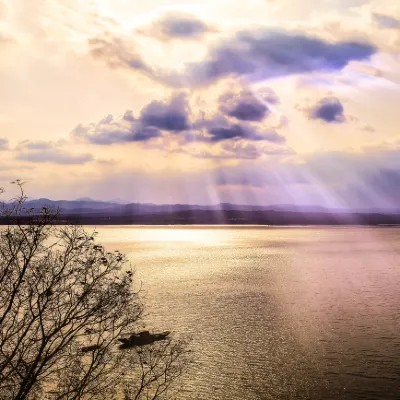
[{"left": 1, "top": 0, "right": 400, "bottom": 208}]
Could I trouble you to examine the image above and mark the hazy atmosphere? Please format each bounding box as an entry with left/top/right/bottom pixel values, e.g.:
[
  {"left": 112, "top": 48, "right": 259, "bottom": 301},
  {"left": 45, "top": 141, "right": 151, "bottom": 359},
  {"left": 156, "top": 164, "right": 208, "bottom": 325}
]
[
  {"left": 1, "top": 0, "right": 400, "bottom": 208},
  {"left": 1, "top": 2, "right": 400, "bottom": 399}
]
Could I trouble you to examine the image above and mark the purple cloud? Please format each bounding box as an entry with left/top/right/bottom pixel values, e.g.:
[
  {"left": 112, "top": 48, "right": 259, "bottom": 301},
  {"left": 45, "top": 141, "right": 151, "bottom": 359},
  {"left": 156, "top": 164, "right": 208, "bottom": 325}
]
[
  {"left": 373, "top": 13, "right": 400, "bottom": 29},
  {"left": 257, "top": 87, "right": 280, "bottom": 105},
  {"left": 153, "top": 12, "right": 213, "bottom": 39},
  {"left": 16, "top": 141, "right": 93, "bottom": 165},
  {"left": 309, "top": 97, "right": 345, "bottom": 123},
  {"left": 89, "top": 28, "right": 376, "bottom": 88},
  {"left": 140, "top": 93, "right": 190, "bottom": 131},
  {"left": 71, "top": 94, "right": 190, "bottom": 145},
  {"left": 187, "top": 30, "right": 376, "bottom": 86},
  {"left": 219, "top": 90, "right": 270, "bottom": 122},
  {"left": 72, "top": 90, "right": 287, "bottom": 150},
  {"left": 196, "top": 115, "right": 286, "bottom": 143},
  {"left": 72, "top": 114, "right": 161, "bottom": 145}
]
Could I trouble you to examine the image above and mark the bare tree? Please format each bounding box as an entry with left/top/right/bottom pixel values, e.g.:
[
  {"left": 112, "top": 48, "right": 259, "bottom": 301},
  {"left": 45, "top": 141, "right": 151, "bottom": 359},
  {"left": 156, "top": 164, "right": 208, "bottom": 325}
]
[{"left": 0, "top": 181, "right": 190, "bottom": 400}]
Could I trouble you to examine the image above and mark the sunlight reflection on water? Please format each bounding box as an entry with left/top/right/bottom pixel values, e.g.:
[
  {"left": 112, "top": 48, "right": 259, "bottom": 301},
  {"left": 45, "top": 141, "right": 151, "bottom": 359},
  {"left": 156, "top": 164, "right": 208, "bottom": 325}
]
[{"left": 93, "top": 226, "right": 400, "bottom": 400}]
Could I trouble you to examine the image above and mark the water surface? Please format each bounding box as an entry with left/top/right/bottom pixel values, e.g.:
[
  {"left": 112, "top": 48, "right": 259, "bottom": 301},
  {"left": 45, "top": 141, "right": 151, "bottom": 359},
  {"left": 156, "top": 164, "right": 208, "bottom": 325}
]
[{"left": 95, "top": 226, "right": 400, "bottom": 399}]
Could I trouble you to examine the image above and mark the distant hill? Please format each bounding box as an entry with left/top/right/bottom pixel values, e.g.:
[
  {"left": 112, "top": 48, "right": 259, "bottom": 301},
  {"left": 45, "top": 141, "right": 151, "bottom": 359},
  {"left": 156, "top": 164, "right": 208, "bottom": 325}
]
[
  {"left": 108, "top": 198, "right": 131, "bottom": 205},
  {"left": 18, "top": 200, "right": 339, "bottom": 216},
  {"left": 22, "top": 198, "right": 122, "bottom": 212},
  {"left": 75, "top": 197, "right": 97, "bottom": 202},
  {"left": 3, "top": 198, "right": 400, "bottom": 225}
]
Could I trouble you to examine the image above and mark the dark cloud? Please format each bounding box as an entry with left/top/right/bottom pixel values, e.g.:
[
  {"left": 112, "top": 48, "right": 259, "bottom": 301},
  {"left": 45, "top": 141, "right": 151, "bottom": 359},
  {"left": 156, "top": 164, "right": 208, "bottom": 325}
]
[
  {"left": 140, "top": 93, "right": 190, "bottom": 131},
  {"left": 208, "top": 124, "right": 261, "bottom": 142},
  {"left": 73, "top": 94, "right": 191, "bottom": 145},
  {"left": 187, "top": 30, "right": 376, "bottom": 86},
  {"left": 72, "top": 91, "right": 286, "bottom": 154},
  {"left": 219, "top": 90, "right": 270, "bottom": 122},
  {"left": 309, "top": 97, "right": 345, "bottom": 123},
  {"left": 209, "top": 125, "right": 258, "bottom": 141},
  {"left": 89, "top": 28, "right": 376, "bottom": 88},
  {"left": 16, "top": 141, "right": 93, "bottom": 165},
  {"left": 196, "top": 115, "right": 286, "bottom": 143},
  {"left": 72, "top": 114, "right": 161, "bottom": 145},
  {"left": 151, "top": 12, "right": 213, "bottom": 39},
  {"left": 373, "top": 13, "right": 400, "bottom": 29},
  {"left": 0, "top": 137, "right": 9, "bottom": 150}
]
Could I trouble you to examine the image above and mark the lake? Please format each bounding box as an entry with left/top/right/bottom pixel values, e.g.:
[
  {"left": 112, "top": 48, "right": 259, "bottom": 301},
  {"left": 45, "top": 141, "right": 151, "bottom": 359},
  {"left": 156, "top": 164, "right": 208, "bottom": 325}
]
[{"left": 94, "top": 226, "right": 400, "bottom": 399}]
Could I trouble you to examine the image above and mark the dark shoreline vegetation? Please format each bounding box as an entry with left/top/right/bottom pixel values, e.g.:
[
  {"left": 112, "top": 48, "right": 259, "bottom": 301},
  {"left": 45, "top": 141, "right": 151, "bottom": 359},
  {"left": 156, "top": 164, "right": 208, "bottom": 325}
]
[
  {"left": 3, "top": 210, "right": 400, "bottom": 225},
  {"left": 3, "top": 197, "right": 400, "bottom": 225}
]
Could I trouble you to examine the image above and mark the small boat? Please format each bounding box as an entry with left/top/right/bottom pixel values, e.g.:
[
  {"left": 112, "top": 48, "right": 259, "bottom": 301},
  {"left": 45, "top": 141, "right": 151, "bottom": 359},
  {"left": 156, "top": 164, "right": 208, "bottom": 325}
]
[
  {"left": 81, "top": 344, "right": 101, "bottom": 353},
  {"left": 118, "top": 330, "right": 170, "bottom": 348}
]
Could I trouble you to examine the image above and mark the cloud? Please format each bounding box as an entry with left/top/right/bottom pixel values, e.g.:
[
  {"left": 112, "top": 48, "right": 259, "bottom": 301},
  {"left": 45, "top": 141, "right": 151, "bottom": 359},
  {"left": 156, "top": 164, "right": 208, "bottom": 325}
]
[
  {"left": 16, "top": 141, "right": 93, "bottom": 165},
  {"left": 147, "top": 129, "right": 292, "bottom": 159},
  {"left": 308, "top": 97, "right": 345, "bottom": 123},
  {"left": 0, "top": 137, "right": 9, "bottom": 150},
  {"left": 12, "top": 0, "right": 119, "bottom": 44},
  {"left": 257, "top": 87, "right": 280, "bottom": 105},
  {"left": 361, "top": 124, "right": 375, "bottom": 133},
  {"left": 217, "top": 141, "right": 293, "bottom": 159},
  {"left": 71, "top": 90, "right": 284, "bottom": 147},
  {"left": 72, "top": 93, "right": 190, "bottom": 145},
  {"left": 373, "top": 13, "right": 400, "bottom": 29},
  {"left": 89, "top": 28, "right": 376, "bottom": 87},
  {"left": 131, "top": 88, "right": 291, "bottom": 159},
  {"left": 141, "top": 11, "right": 215, "bottom": 40},
  {"left": 139, "top": 93, "right": 190, "bottom": 131},
  {"left": 72, "top": 113, "right": 162, "bottom": 145},
  {"left": 71, "top": 90, "right": 287, "bottom": 161},
  {"left": 219, "top": 89, "right": 270, "bottom": 122},
  {"left": 89, "top": 36, "right": 151, "bottom": 74},
  {"left": 185, "top": 29, "right": 376, "bottom": 86},
  {"left": 20, "top": 141, "right": 53, "bottom": 150},
  {"left": 301, "top": 3, "right": 400, "bottom": 53},
  {"left": 195, "top": 114, "right": 286, "bottom": 143},
  {"left": 182, "top": 140, "right": 293, "bottom": 160},
  {"left": 208, "top": 123, "right": 273, "bottom": 142}
]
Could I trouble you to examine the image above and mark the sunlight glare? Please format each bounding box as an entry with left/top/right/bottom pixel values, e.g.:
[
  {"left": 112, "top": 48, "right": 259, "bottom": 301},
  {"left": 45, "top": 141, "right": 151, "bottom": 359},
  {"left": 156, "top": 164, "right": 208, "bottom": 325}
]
[{"left": 140, "top": 227, "right": 224, "bottom": 243}]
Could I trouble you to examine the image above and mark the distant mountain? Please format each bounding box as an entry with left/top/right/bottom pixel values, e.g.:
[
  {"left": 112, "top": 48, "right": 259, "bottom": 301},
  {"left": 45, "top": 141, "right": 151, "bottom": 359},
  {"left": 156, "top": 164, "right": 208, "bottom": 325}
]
[
  {"left": 107, "top": 198, "right": 131, "bottom": 205},
  {"left": 22, "top": 198, "right": 121, "bottom": 212},
  {"left": 14, "top": 199, "right": 400, "bottom": 215},
  {"left": 75, "top": 197, "right": 97, "bottom": 202},
  {"left": 5, "top": 198, "right": 400, "bottom": 226},
  {"left": 5, "top": 207, "right": 400, "bottom": 226},
  {"left": 4, "top": 199, "right": 400, "bottom": 225}
]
